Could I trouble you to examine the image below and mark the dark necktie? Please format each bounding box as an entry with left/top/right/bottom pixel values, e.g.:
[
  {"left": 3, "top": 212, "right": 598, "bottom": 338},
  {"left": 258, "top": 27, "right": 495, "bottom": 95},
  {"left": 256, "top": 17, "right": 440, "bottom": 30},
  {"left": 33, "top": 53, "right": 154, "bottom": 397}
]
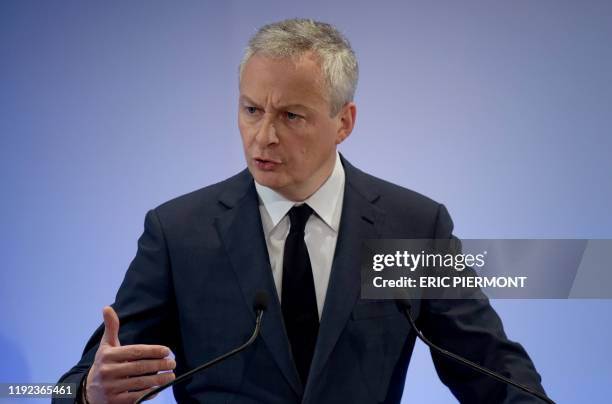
[{"left": 281, "top": 204, "right": 319, "bottom": 385}]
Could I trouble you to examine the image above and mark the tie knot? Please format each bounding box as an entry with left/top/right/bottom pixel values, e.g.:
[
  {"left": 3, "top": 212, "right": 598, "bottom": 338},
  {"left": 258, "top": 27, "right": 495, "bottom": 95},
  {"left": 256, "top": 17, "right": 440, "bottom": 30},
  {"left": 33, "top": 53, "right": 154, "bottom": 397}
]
[{"left": 288, "top": 204, "right": 313, "bottom": 235}]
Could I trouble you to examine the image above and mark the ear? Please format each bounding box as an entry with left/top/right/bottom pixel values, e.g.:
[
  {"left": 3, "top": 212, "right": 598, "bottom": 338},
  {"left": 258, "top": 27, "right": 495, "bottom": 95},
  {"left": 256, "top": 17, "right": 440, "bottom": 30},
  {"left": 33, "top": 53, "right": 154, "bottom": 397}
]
[{"left": 335, "top": 102, "right": 357, "bottom": 145}]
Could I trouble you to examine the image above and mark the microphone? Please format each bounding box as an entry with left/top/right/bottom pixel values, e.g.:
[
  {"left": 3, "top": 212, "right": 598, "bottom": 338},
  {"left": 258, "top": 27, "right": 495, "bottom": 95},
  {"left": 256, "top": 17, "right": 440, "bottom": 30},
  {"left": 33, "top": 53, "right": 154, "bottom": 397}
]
[
  {"left": 398, "top": 300, "right": 555, "bottom": 404},
  {"left": 135, "top": 291, "right": 269, "bottom": 404}
]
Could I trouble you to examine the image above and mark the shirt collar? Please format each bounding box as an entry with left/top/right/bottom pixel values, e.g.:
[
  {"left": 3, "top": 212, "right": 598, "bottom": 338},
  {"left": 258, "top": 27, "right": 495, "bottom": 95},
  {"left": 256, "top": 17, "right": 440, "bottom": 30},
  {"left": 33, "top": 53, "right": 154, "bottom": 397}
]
[{"left": 255, "top": 151, "right": 345, "bottom": 232}]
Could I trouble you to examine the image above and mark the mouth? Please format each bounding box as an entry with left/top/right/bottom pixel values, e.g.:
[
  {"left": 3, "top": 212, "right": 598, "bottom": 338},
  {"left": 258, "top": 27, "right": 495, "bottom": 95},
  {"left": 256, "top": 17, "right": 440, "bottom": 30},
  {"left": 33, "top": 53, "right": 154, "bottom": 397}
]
[{"left": 254, "top": 157, "right": 281, "bottom": 171}]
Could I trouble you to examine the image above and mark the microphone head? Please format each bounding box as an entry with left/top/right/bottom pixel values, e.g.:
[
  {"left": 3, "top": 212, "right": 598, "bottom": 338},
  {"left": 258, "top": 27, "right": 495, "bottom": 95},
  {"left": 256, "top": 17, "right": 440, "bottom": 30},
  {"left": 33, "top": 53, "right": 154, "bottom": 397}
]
[{"left": 253, "top": 291, "right": 269, "bottom": 312}]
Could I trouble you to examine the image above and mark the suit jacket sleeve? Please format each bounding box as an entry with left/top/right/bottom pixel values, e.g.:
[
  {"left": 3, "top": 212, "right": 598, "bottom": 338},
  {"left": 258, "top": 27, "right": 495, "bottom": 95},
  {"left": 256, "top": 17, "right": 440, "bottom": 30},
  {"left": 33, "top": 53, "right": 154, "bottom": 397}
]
[
  {"left": 418, "top": 204, "right": 548, "bottom": 403},
  {"left": 53, "top": 209, "right": 179, "bottom": 403}
]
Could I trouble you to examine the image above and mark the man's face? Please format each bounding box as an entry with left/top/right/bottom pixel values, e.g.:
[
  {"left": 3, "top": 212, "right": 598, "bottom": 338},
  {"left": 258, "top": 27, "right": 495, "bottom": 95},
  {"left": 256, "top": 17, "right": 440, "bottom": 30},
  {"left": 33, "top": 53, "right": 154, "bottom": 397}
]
[{"left": 238, "top": 52, "right": 355, "bottom": 201}]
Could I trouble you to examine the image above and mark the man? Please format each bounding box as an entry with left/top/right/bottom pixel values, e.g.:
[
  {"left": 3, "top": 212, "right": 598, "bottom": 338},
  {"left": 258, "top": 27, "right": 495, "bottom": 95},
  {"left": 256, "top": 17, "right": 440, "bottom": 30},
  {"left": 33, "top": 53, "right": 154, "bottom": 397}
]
[{"left": 57, "top": 19, "right": 547, "bottom": 403}]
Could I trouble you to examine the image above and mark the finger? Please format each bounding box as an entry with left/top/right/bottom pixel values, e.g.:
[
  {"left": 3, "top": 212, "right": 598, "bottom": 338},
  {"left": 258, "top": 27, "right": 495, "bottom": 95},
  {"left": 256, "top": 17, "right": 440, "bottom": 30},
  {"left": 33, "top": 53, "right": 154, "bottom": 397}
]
[
  {"left": 105, "top": 358, "right": 176, "bottom": 378},
  {"left": 110, "top": 371, "right": 175, "bottom": 394},
  {"left": 102, "top": 345, "right": 170, "bottom": 363},
  {"left": 101, "top": 306, "right": 121, "bottom": 347}
]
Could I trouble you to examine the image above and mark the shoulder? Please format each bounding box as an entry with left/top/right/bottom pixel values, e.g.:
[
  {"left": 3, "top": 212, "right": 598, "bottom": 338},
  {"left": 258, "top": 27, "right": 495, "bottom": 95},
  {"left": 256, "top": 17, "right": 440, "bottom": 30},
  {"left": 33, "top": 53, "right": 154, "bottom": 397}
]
[
  {"left": 151, "top": 168, "right": 253, "bottom": 227},
  {"left": 343, "top": 156, "right": 452, "bottom": 237},
  {"left": 344, "top": 157, "right": 442, "bottom": 214}
]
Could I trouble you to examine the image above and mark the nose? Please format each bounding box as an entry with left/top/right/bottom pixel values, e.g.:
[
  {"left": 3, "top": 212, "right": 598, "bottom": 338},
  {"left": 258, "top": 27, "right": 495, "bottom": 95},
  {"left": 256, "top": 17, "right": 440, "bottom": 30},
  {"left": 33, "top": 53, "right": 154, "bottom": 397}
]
[{"left": 255, "top": 114, "right": 279, "bottom": 147}]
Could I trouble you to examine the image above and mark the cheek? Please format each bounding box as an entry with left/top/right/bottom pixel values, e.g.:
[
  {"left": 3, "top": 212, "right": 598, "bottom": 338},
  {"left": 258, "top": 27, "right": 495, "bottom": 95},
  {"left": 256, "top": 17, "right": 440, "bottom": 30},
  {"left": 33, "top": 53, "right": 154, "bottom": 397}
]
[
  {"left": 293, "top": 146, "right": 313, "bottom": 174},
  {"left": 285, "top": 139, "right": 308, "bottom": 163}
]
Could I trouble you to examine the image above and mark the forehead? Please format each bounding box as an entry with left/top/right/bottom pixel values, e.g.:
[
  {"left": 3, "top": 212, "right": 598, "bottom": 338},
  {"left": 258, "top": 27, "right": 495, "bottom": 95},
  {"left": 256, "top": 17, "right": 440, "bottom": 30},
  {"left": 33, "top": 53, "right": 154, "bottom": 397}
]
[{"left": 239, "top": 52, "right": 329, "bottom": 110}]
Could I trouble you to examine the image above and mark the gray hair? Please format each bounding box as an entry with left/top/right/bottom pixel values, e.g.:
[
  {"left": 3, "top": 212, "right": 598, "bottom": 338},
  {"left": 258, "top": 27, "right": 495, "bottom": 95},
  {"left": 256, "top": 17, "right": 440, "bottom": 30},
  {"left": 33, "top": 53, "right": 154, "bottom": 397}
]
[{"left": 239, "top": 18, "right": 358, "bottom": 116}]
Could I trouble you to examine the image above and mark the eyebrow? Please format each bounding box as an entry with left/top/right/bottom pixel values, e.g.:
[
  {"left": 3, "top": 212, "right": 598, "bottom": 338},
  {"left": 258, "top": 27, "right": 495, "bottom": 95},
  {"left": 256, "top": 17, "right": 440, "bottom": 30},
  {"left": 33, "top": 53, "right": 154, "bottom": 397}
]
[{"left": 239, "top": 95, "right": 313, "bottom": 113}]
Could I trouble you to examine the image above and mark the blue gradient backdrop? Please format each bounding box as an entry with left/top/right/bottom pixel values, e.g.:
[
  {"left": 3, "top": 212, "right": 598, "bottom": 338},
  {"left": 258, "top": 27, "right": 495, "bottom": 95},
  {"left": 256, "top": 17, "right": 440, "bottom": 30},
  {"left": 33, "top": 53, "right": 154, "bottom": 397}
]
[{"left": 1, "top": 1, "right": 611, "bottom": 403}]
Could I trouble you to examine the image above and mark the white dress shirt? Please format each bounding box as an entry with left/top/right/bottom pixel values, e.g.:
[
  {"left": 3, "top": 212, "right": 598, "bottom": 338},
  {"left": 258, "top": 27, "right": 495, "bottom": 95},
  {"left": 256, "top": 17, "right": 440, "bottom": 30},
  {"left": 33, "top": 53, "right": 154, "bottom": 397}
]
[{"left": 254, "top": 152, "right": 345, "bottom": 320}]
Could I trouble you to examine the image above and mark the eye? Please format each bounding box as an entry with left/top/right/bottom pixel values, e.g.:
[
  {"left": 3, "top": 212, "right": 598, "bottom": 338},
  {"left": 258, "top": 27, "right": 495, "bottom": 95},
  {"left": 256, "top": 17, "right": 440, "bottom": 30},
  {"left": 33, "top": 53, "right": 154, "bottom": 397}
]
[
  {"left": 286, "top": 111, "right": 300, "bottom": 121},
  {"left": 245, "top": 106, "right": 258, "bottom": 114}
]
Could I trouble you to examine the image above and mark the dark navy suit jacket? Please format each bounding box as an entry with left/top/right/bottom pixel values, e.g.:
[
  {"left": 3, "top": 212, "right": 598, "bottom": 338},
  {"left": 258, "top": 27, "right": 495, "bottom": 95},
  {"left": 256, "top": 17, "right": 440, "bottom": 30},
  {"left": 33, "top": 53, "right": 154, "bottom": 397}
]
[{"left": 56, "top": 156, "right": 546, "bottom": 403}]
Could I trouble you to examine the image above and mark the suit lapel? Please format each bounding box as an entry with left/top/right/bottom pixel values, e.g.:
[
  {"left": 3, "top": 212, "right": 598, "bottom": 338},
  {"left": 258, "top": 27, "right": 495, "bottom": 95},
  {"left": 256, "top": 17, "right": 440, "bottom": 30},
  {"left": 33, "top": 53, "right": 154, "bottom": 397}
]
[
  {"left": 213, "top": 171, "right": 303, "bottom": 396},
  {"left": 306, "top": 157, "right": 386, "bottom": 386}
]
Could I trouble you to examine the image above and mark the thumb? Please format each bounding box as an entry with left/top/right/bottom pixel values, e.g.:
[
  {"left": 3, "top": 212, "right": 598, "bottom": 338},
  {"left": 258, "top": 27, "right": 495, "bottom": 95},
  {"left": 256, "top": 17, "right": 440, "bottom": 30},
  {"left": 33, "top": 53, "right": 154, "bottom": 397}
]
[{"left": 101, "top": 306, "right": 121, "bottom": 347}]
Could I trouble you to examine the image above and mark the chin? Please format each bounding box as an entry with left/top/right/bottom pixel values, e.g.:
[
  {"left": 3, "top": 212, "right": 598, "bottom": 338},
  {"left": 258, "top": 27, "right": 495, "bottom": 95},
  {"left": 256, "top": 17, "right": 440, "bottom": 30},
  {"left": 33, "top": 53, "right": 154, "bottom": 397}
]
[{"left": 250, "top": 169, "right": 286, "bottom": 190}]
